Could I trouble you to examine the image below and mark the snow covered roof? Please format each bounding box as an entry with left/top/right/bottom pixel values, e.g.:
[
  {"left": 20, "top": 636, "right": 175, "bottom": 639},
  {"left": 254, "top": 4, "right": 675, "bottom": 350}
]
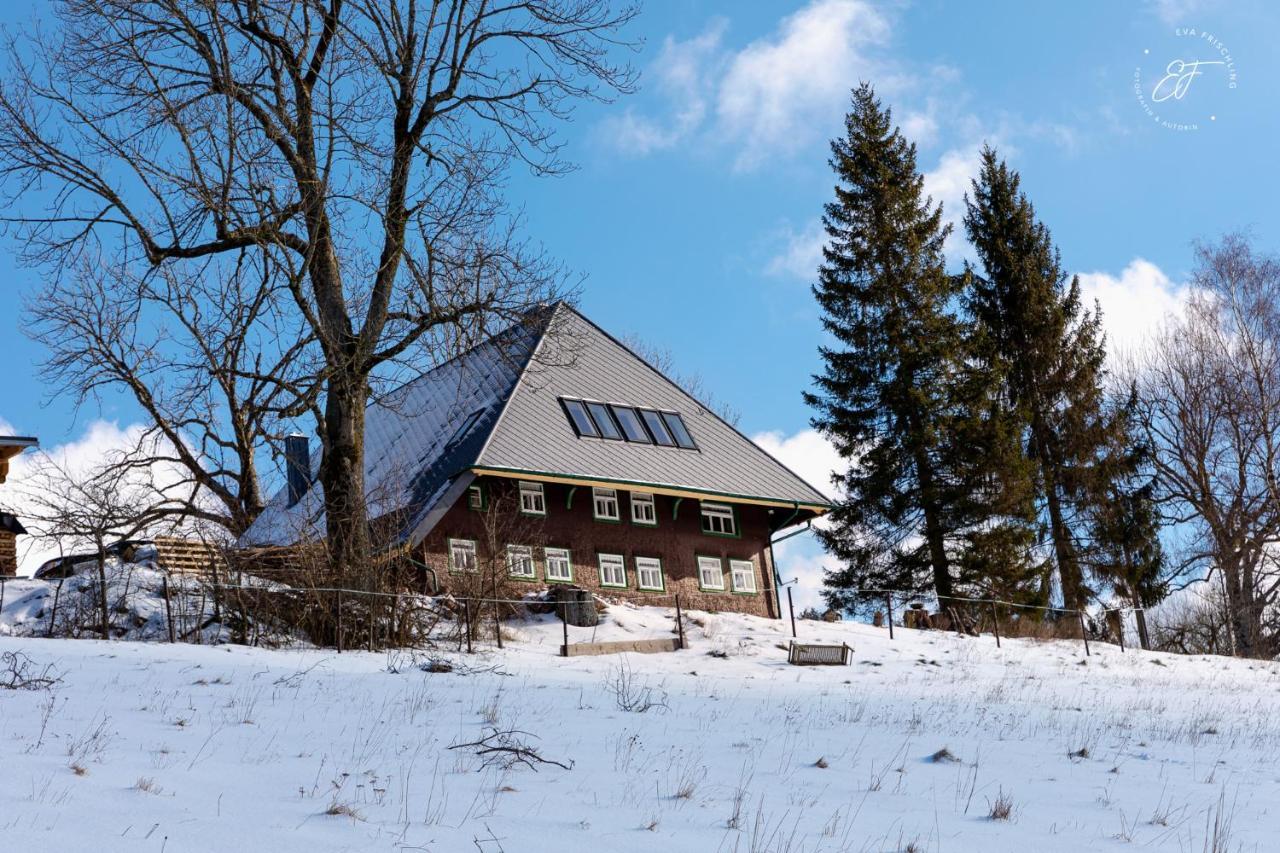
[{"left": 238, "top": 303, "right": 829, "bottom": 549}]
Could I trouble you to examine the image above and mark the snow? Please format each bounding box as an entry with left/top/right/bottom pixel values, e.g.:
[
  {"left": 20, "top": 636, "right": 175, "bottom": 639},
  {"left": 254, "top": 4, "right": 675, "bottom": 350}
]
[{"left": 2, "top": 603, "right": 1277, "bottom": 851}]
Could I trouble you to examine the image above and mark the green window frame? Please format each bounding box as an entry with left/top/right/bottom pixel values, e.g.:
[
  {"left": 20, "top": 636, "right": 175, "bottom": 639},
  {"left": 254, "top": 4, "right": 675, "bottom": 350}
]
[
  {"left": 696, "top": 555, "right": 725, "bottom": 592},
  {"left": 729, "top": 559, "right": 758, "bottom": 594},
  {"left": 598, "top": 552, "right": 627, "bottom": 588},
  {"left": 629, "top": 491, "right": 658, "bottom": 526},
  {"left": 544, "top": 547, "right": 574, "bottom": 583},
  {"left": 635, "top": 556, "right": 665, "bottom": 592},
  {"left": 519, "top": 480, "right": 547, "bottom": 516},
  {"left": 700, "top": 501, "right": 739, "bottom": 538},
  {"left": 467, "top": 483, "right": 486, "bottom": 512},
  {"left": 592, "top": 487, "right": 620, "bottom": 522},
  {"left": 506, "top": 544, "right": 536, "bottom": 580},
  {"left": 448, "top": 538, "right": 478, "bottom": 573}
]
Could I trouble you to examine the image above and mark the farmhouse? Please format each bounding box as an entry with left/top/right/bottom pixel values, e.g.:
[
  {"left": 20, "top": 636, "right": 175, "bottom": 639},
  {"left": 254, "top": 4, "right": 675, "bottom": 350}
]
[
  {"left": 0, "top": 433, "right": 38, "bottom": 576},
  {"left": 239, "top": 304, "right": 830, "bottom": 617}
]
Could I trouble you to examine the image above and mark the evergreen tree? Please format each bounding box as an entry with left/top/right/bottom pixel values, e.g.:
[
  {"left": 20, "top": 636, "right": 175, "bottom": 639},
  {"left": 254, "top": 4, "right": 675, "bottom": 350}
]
[
  {"left": 807, "top": 86, "right": 1037, "bottom": 609},
  {"left": 1086, "top": 385, "right": 1167, "bottom": 608},
  {"left": 962, "top": 147, "right": 1115, "bottom": 609}
]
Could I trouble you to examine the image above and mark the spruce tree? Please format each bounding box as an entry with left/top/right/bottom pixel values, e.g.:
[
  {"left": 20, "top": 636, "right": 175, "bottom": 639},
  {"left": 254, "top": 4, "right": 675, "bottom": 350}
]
[
  {"left": 962, "top": 147, "right": 1114, "bottom": 609},
  {"left": 807, "top": 85, "right": 1034, "bottom": 608},
  {"left": 1086, "top": 385, "right": 1167, "bottom": 608}
]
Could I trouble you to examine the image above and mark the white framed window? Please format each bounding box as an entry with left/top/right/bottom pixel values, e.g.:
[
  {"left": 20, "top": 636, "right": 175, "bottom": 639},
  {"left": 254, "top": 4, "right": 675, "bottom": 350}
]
[
  {"left": 697, "top": 555, "right": 725, "bottom": 591},
  {"left": 449, "top": 538, "right": 477, "bottom": 573},
  {"left": 593, "top": 487, "right": 620, "bottom": 521},
  {"left": 545, "top": 547, "right": 573, "bottom": 583},
  {"left": 701, "top": 502, "right": 736, "bottom": 536},
  {"left": 635, "top": 556, "right": 664, "bottom": 591},
  {"left": 598, "top": 553, "right": 627, "bottom": 588},
  {"left": 729, "top": 559, "right": 757, "bottom": 593},
  {"left": 507, "top": 545, "right": 535, "bottom": 579},
  {"left": 630, "top": 491, "right": 657, "bottom": 526},
  {"left": 519, "top": 481, "right": 546, "bottom": 515},
  {"left": 467, "top": 484, "right": 484, "bottom": 511}
]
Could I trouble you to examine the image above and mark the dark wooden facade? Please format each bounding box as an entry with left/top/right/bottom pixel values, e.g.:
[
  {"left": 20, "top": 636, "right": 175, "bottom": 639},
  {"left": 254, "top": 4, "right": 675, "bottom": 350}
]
[{"left": 416, "top": 476, "right": 782, "bottom": 618}]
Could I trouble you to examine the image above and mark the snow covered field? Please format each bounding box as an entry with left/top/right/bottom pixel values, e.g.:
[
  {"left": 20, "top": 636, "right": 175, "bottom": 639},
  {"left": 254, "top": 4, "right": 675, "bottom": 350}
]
[{"left": 1, "top": 604, "right": 1276, "bottom": 852}]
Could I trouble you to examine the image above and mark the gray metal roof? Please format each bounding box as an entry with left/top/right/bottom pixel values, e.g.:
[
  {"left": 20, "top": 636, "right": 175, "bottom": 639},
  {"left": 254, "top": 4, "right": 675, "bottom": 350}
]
[
  {"left": 476, "top": 306, "right": 830, "bottom": 509},
  {"left": 238, "top": 319, "right": 540, "bottom": 547},
  {"left": 238, "top": 303, "right": 828, "bottom": 549}
]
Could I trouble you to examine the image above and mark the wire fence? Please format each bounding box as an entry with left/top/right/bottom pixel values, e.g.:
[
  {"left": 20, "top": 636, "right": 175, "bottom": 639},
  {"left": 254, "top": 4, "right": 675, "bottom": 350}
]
[
  {"left": 780, "top": 585, "right": 1152, "bottom": 656},
  {"left": 2, "top": 569, "right": 1153, "bottom": 659}
]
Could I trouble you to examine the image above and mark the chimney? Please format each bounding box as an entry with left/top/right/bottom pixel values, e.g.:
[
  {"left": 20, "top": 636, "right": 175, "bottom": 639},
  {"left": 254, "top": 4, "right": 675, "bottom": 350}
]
[{"left": 284, "top": 433, "right": 311, "bottom": 508}]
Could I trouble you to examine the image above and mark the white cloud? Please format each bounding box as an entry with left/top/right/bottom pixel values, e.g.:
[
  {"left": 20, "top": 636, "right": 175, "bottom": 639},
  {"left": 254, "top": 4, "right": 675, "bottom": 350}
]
[
  {"left": 922, "top": 144, "right": 985, "bottom": 262},
  {"left": 773, "top": 535, "right": 834, "bottom": 615},
  {"left": 752, "top": 427, "right": 841, "bottom": 502},
  {"left": 900, "top": 107, "right": 940, "bottom": 148},
  {"left": 717, "top": 0, "right": 892, "bottom": 170},
  {"left": 598, "top": 22, "right": 726, "bottom": 155},
  {"left": 1148, "top": 0, "right": 1211, "bottom": 25},
  {"left": 765, "top": 221, "right": 826, "bottom": 281},
  {"left": 602, "top": 0, "right": 895, "bottom": 169},
  {"left": 1076, "top": 258, "right": 1192, "bottom": 362}
]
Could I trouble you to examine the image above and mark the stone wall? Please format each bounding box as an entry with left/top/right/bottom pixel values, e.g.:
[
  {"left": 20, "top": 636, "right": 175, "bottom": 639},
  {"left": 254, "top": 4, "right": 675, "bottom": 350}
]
[{"left": 416, "top": 477, "right": 788, "bottom": 618}]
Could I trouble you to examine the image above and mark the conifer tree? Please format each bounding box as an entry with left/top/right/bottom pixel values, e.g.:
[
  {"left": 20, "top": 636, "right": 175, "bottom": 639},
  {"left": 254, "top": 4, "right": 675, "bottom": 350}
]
[
  {"left": 807, "top": 86, "right": 1036, "bottom": 608},
  {"left": 962, "top": 147, "right": 1114, "bottom": 609},
  {"left": 1086, "top": 385, "right": 1167, "bottom": 608}
]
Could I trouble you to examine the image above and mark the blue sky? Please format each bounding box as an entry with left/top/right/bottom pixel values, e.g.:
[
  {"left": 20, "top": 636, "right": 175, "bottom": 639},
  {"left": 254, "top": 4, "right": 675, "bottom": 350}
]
[{"left": 1, "top": 0, "right": 1275, "bottom": 602}]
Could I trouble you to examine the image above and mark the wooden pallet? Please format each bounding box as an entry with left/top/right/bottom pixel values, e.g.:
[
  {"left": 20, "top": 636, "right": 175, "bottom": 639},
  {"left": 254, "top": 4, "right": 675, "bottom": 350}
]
[
  {"left": 561, "top": 638, "right": 681, "bottom": 657},
  {"left": 150, "top": 536, "right": 229, "bottom": 578}
]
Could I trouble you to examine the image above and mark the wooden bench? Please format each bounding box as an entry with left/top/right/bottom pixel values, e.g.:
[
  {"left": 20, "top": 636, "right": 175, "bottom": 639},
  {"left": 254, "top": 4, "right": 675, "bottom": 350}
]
[{"left": 787, "top": 641, "right": 852, "bottom": 666}]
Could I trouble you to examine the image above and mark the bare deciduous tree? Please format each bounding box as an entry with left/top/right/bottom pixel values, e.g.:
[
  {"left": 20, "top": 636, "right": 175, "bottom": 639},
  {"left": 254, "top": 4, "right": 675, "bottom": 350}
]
[
  {"left": 1135, "top": 234, "right": 1280, "bottom": 657},
  {"left": 0, "top": 0, "right": 638, "bottom": 585},
  {"left": 10, "top": 443, "right": 187, "bottom": 637},
  {"left": 28, "top": 251, "right": 313, "bottom": 538}
]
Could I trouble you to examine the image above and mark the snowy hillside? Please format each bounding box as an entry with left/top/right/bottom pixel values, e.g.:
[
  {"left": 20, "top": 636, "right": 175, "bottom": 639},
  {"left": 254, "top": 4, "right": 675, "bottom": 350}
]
[{"left": 1, "top": 605, "right": 1274, "bottom": 852}]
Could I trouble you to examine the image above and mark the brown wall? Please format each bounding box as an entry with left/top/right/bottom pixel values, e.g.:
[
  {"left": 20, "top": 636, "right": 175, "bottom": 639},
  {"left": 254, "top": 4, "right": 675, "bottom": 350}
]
[
  {"left": 417, "top": 477, "right": 781, "bottom": 618},
  {"left": 0, "top": 530, "right": 16, "bottom": 577}
]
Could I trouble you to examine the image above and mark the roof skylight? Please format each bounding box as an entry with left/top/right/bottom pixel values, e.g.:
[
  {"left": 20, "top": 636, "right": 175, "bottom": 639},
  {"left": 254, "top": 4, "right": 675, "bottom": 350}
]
[{"left": 559, "top": 397, "right": 698, "bottom": 451}]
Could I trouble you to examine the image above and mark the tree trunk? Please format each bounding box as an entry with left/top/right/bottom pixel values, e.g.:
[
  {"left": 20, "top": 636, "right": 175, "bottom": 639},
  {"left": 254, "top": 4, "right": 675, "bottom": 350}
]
[
  {"left": 911, "top": 444, "right": 954, "bottom": 603},
  {"left": 96, "top": 542, "right": 110, "bottom": 640},
  {"left": 321, "top": 376, "right": 371, "bottom": 589},
  {"left": 1043, "top": 475, "right": 1083, "bottom": 610},
  {"left": 1029, "top": 408, "right": 1083, "bottom": 610}
]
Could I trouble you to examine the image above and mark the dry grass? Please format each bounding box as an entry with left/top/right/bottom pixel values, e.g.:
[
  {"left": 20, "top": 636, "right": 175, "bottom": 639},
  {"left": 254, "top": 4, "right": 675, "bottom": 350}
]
[
  {"left": 324, "top": 802, "right": 364, "bottom": 820},
  {"left": 988, "top": 788, "right": 1014, "bottom": 821},
  {"left": 928, "top": 747, "right": 960, "bottom": 764}
]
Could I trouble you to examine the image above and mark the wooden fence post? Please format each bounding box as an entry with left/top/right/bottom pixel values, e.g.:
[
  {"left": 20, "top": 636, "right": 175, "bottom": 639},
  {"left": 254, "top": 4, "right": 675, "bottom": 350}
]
[
  {"left": 990, "top": 601, "right": 1001, "bottom": 649},
  {"left": 675, "top": 593, "right": 686, "bottom": 650},
  {"left": 493, "top": 595, "right": 503, "bottom": 650},
  {"left": 885, "top": 593, "right": 894, "bottom": 640},
  {"left": 48, "top": 579, "right": 63, "bottom": 638},
  {"left": 162, "top": 575, "right": 176, "bottom": 643},
  {"left": 787, "top": 586, "right": 797, "bottom": 638},
  {"left": 336, "top": 589, "right": 343, "bottom": 653},
  {"left": 368, "top": 593, "right": 375, "bottom": 653},
  {"left": 1078, "top": 611, "right": 1091, "bottom": 657},
  {"left": 464, "top": 598, "right": 473, "bottom": 654}
]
